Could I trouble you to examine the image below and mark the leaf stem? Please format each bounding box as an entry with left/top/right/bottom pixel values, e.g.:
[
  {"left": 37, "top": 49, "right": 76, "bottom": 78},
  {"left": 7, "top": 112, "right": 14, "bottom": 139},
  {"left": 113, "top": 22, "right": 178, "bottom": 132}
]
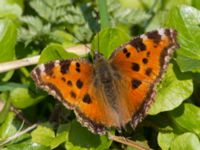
[
  {"left": 0, "top": 124, "right": 38, "bottom": 147},
  {"left": 0, "top": 44, "right": 90, "bottom": 73},
  {"left": 97, "top": 0, "right": 110, "bottom": 29},
  {"left": 0, "top": 56, "right": 40, "bottom": 73},
  {"left": 108, "top": 133, "right": 152, "bottom": 150}
]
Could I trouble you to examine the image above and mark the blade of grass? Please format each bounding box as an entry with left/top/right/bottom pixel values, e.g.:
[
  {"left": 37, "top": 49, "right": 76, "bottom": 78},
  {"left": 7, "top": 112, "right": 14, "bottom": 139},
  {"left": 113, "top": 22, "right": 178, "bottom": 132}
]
[
  {"left": 108, "top": 133, "right": 152, "bottom": 150},
  {"left": 97, "top": 0, "right": 110, "bottom": 29},
  {"left": 0, "top": 93, "right": 11, "bottom": 124},
  {"left": 0, "top": 124, "right": 38, "bottom": 147}
]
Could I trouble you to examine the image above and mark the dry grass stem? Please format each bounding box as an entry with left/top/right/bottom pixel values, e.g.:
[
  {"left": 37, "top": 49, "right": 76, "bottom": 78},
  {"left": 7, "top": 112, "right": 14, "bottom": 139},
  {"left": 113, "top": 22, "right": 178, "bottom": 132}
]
[{"left": 0, "top": 44, "right": 91, "bottom": 73}]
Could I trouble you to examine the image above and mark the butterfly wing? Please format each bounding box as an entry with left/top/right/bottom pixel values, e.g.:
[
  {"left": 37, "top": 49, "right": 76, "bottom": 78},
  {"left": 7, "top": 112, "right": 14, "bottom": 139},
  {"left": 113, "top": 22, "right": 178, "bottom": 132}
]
[
  {"left": 31, "top": 59, "right": 117, "bottom": 134},
  {"left": 109, "top": 28, "right": 179, "bottom": 127}
]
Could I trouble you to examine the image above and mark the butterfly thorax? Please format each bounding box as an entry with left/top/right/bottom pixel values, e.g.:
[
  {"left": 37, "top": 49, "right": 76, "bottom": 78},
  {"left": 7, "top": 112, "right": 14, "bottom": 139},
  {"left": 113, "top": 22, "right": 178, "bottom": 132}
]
[{"left": 93, "top": 53, "right": 121, "bottom": 112}]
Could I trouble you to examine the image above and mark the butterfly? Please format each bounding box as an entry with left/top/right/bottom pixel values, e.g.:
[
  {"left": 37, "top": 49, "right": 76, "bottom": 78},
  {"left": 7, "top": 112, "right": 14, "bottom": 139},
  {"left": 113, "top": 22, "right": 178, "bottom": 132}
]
[{"left": 31, "top": 28, "right": 179, "bottom": 135}]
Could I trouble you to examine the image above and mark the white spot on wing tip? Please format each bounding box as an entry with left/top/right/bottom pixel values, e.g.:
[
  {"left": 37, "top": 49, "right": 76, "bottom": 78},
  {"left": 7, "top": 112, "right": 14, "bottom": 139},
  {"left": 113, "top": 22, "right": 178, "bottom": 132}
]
[
  {"left": 158, "top": 28, "right": 165, "bottom": 35},
  {"left": 170, "top": 29, "right": 174, "bottom": 33},
  {"left": 158, "top": 29, "right": 165, "bottom": 39},
  {"left": 55, "top": 60, "right": 60, "bottom": 66},
  {"left": 140, "top": 34, "right": 147, "bottom": 40},
  {"left": 39, "top": 64, "right": 45, "bottom": 72},
  {"left": 32, "top": 70, "right": 36, "bottom": 76}
]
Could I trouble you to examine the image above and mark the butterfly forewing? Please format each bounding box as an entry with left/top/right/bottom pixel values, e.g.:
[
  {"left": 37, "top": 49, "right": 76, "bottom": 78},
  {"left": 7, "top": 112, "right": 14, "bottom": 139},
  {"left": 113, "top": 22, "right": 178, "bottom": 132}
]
[
  {"left": 109, "top": 28, "right": 179, "bottom": 127},
  {"left": 31, "top": 59, "right": 119, "bottom": 134}
]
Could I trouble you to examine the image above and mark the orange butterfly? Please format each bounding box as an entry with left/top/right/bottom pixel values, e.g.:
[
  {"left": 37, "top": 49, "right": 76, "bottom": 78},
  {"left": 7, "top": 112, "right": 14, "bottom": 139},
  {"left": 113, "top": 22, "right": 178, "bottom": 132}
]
[{"left": 31, "top": 29, "right": 179, "bottom": 135}]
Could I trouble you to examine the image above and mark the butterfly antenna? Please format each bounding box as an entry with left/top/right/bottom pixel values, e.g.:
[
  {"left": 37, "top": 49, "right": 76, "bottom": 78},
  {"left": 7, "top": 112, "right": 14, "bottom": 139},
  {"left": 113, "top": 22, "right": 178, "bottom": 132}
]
[
  {"left": 65, "top": 27, "right": 92, "bottom": 54},
  {"left": 90, "top": 32, "right": 100, "bottom": 60}
]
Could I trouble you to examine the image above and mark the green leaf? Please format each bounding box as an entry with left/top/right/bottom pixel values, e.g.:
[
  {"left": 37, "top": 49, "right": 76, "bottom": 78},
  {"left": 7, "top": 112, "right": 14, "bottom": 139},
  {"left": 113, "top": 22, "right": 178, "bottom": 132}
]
[
  {"left": 149, "top": 63, "right": 193, "bottom": 115},
  {"left": 92, "top": 28, "right": 130, "bottom": 59},
  {"left": 0, "top": 19, "right": 17, "bottom": 81},
  {"left": 50, "top": 124, "right": 68, "bottom": 149},
  {"left": 24, "top": 0, "right": 98, "bottom": 43},
  {"left": 39, "top": 43, "right": 79, "bottom": 64},
  {"left": 31, "top": 124, "right": 68, "bottom": 149},
  {"left": 0, "top": 94, "right": 11, "bottom": 124},
  {"left": 30, "top": 0, "right": 71, "bottom": 23},
  {"left": 108, "top": 0, "right": 150, "bottom": 27},
  {"left": 192, "top": 0, "right": 200, "bottom": 9},
  {"left": 10, "top": 87, "right": 46, "bottom": 109},
  {"left": 0, "top": 82, "right": 27, "bottom": 92},
  {"left": 145, "top": 0, "right": 192, "bottom": 31},
  {"left": 158, "top": 131, "right": 176, "bottom": 150},
  {"left": 65, "top": 120, "right": 112, "bottom": 150},
  {"left": 118, "top": 0, "right": 150, "bottom": 9},
  {"left": 4, "top": 141, "right": 50, "bottom": 150},
  {"left": 50, "top": 30, "right": 74, "bottom": 44},
  {"left": 7, "top": 0, "right": 24, "bottom": 9},
  {"left": 0, "top": 112, "right": 16, "bottom": 140},
  {"left": 19, "top": 16, "right": 51, "bottom": 46},
  {"left": 31, "top": 125, "right": 55, "bottom": 147},
  {"left": 169, "top": 103, "right": 200, "bottom": 137},
  {"left": 51, "top": 132, "right": 67, "bottom": 149},
  {"left": 170, "top": 132, "right": 200, "bottom": 150},
  {"left": 0, "top": 0, "right": 22, "bottom": 19},
  {"left": 0, "top": 71, "right": 14, "bottom": 82},
  {"left": 166, "top": 5, "right": 200, "bottom": 72},
  {"left": 145, "top": 10, "right": 168, "bottom": 31},
  {"left": 162, "top": 0, "right": 192, "bottom": 9}
]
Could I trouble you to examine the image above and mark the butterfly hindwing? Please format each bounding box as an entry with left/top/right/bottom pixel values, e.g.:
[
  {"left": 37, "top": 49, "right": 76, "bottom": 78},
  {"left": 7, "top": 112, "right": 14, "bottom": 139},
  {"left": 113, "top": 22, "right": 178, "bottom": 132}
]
[{"left": 109, "top": 28, "right": 179, "bottom": 127}]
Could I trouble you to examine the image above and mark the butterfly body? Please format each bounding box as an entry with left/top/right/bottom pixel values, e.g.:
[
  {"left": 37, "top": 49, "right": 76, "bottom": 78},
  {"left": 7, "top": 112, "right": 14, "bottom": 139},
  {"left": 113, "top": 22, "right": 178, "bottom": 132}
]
[
  {"left": 93, "top": 53, "right": 121, "bottom": 108},
  {"left": 31, "top": 29, "right": 179, "bottom": 134}
]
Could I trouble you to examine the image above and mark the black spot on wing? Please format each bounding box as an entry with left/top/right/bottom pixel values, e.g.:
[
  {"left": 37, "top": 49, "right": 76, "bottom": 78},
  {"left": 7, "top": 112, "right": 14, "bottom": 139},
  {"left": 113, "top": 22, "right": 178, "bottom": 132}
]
[
  {"left": 45, "top": 62, "right": 54, "bottom": 76},
  {"left": 83, "top": 93, "right": 92, "bottom": 104},
  {"left": 75, "top": 62, "right": 81, "bottom": 73},
  {"left": 146, "top": 52, "right": 150, "bottom": 57},
  {"left": 61, "top": 77, "right": 66, "bottom": 82},
  {"left": 142, "top": 58, "right": 148, "bottom": 64},
  {"left": 123, "top": 48, "right": 128, "bottom": 54},
  {"left": 76, "top": 62, "right": 80, "bottom": 68},
  {"left": 76, "top": 79, "right": 83, "bottom": 89},
  {"left": 123, "top": 48, "right": 131, "bottom": 58},
  {"left": 126, "top": 52, "right": 131, "bottom": 58},
  {"left": 132, "top": 79, "right": 142, "bottom": 89},
  {"left": 146, "top": 30, "right": 161, "bottom": 44},
  {"left": 67, "top": 80, "right": 73, "bottom": 86},
  {"left": 70, "top": 91, "right": 76, "bottom": 98},
  {"left": 132, "top": 63, "right": 140, "bottom": 72},
  {"left": 145, "top": 68, "right": 152, "bottom": 76},
  {"left": 130, "top": 37, "right": 146, "bottom": 51},
  {"left": 76, "top": 68, "right": 81, "bottom": 72},
  {"left": 60, "top": 60, "right": 71, "bottom": 74}
]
